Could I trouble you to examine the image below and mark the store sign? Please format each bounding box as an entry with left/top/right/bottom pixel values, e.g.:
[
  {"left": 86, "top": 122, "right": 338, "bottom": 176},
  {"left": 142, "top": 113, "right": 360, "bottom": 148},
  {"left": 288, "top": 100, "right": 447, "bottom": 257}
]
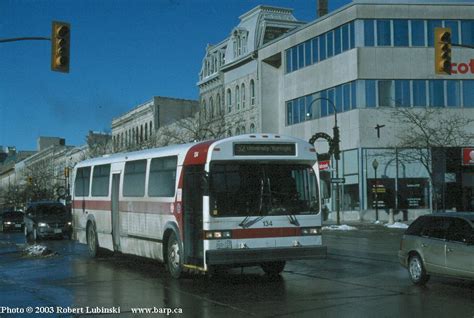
[
  {"left": 462, "top": 148, "right": 474, "bottom": 166},
  {"left": 319, "top": 160, "right": 330, "bottom": 171},
  {"left": 451, "top": 59, "right": 474, "bottom": 74}
]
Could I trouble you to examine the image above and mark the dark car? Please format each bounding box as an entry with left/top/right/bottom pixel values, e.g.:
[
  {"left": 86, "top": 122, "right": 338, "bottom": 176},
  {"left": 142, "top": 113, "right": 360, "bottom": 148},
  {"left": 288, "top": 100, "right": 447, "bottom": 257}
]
[
  {"left": 24, "top": 201, "right": 72, "bottom": 242},
  {"left": 0, "top": 210, "right": 24, "bottom": 232},
  {"left": 399, "top": 212, "right": 474, "bottom": 285}
]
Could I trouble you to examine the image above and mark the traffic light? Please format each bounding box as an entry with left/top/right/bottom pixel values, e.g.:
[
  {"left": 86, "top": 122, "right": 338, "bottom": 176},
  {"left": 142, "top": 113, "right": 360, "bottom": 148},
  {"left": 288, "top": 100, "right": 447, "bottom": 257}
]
[
  {"left": 51, "top": 21, "right": 70, "bottom": 73},
  {"left": 64, "top": 167, "right": 69, "bottom": 178},
  {"left": 434, "top": 27, "right": 451, "bottom": 75},
  {"left": 27, "top": 176, "right": 33, "bottom": 185}
]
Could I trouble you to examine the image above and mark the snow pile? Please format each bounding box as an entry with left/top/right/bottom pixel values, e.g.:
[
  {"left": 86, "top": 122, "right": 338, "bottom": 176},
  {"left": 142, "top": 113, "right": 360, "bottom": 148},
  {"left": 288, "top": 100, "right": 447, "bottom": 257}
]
[
  {"left": 23, "top": 244, "right": 57, "bottom": 257},
  {"left": 384, "top": 222, "right": 409, "bottom": 229},
  {"left": 323, "top": 224, "right": 358, "bottom": 231}
]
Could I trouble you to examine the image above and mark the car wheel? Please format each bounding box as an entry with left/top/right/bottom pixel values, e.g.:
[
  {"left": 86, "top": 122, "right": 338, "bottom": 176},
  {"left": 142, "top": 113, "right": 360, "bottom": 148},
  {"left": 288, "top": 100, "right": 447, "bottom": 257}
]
[
  {"left": 261, "top": 261, "right": 286, "bottom": 276},
  {"left": 408, "top": 254, "right": 430, "bottom": 285},
  {"left": 166, "top": 232, "right": 183, "bottom": 279},
  {"left": 25, "top": 226, "right": 33, "bottom": 243},
  {"left": 32, "top": 227, "right": 39, "bottom": 242},
  {"left": 87, "top": 222, "right": 100, "bottom": 257}
]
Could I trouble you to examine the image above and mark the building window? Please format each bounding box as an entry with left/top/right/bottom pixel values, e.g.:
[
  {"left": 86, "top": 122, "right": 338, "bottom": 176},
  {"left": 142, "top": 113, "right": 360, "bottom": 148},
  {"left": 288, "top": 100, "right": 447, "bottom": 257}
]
[
  {"left": 227, "top": 88, "right": 232, "bottom": 113},
  {"left": 461, "top": 21, "right": 474, "bottom": 46},
  {"left": 427, "top": 20, "right": 442, "bottom": 46},
  {"left": 250, "top": 123, "right": 255, "bottom": 133},
  {"left": 250, "top": 79, "right": 255, "bottom": 106},
  {"left": 241, "top": 83, "right": 246, "bottom": 108},
  {"left": 216, "top": 93, "right": 222, "bottom": 115},
  {"left": 395, "top": 80, "right": 411, "bottom": 107},
  {"left": 410, "top": 20, "right": 425, "bottom": 46},
  {"left": 447, "top": 80, "right": 461, "bottom": 107},
  {"left": 144, "top": 123, "right": 148, "bottom": 141},
  {"left": 235, "top": 127, "right": 240, "bottom": 135},
  {"left": 149, "top": 121, "right": 153, "bottom": 136},
  {"left": 241, "top": 126, "right": 246, "bottom": 134},
  {"left": 304, "top": 40, "right": 312, "bottom": 67},
  {"left": 326, "top": 31, "right": 334, "bottom": 58},
  {"left": 463, "top": 80, "right": 474, "bottom": 107},
  {"left": 393, "top": 20, "right": 409, "bottom": 46},
  {"left": 334, "top": 27, "right": 342, "bottom": 55},
  {"left": 364, "top": 20, "right": 375, "bottom": 46},
  {"left": 235, "top": 86, "right": 240, "bottom": 110},
  {"left": 429, "top": 80, "right": 445, "bottom": 107},
  {"left": 378, "top": 80, "right": 395, "bottom": 107},
  {"left": 202, "top": 100, "right": 207, "bottom": 119},
  {"left": 412, "top": 80, "right": 427, "bottom": 107},
  {"left": 366, "top": 80, "right": 376, "bottom": 108},
  {"left": 377, "top": 20, "right": 391, "bottom": 46},
  {"left": 209, "top": 97, "right": 214, "bottom": 119}
]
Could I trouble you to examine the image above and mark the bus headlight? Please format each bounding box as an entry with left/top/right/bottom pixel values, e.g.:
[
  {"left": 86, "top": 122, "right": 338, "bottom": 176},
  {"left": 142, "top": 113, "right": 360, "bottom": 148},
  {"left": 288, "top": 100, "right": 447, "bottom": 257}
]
[
  {"left": 38, "top": 222, "right": 49, "bottom": 228},
  {"left": 204, "top": 230, "right": 232, "bottom": 239},
  {"left": 301, "top": 227, "right": 321, "bottom": 235}
]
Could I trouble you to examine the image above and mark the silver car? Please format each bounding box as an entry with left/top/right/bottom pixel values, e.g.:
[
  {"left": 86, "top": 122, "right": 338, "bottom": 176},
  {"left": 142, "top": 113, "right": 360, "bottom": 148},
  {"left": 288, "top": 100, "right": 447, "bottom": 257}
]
[{"left": 399, "top": 213, "right": 474, "bottom": 285}]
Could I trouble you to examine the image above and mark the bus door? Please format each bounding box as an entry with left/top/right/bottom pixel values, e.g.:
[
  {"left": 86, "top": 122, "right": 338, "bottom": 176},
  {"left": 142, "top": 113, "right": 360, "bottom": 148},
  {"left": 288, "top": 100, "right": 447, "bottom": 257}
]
[
  {"left": 182, "top": 165, "right": 205, "bottom": 267},
  {"left": 111, "top": 173, "right": 121, "bottom": 251}
]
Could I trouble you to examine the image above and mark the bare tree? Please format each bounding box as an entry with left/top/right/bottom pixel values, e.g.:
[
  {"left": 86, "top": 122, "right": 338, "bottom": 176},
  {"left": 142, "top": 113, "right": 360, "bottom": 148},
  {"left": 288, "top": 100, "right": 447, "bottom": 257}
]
[
  {"left": 389, "top": 107, "right": 474, "bottom": 210},
  {"left": 86, "top": 131, "right": 112, "bottom": 158}
]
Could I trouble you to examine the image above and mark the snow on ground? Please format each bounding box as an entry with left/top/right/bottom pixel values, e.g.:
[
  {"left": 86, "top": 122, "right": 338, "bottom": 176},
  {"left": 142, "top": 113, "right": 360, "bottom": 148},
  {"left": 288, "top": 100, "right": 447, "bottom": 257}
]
[
  {"left": 384, "top": 222, "right": 409, "bottom": 229},
  {"left": 323, "top": 224, "right": 358, "bottom": 231},
  {"left": 23, "top": 244, "right": 57, "bottom": 257}
]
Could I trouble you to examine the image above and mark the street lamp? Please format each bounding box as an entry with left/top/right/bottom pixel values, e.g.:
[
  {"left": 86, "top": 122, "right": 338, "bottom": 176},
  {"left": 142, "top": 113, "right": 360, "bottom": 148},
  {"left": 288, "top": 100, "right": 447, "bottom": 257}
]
[
  {"left": 307, "top": 97, "right": 341, "bottom": 225},
  {"left": 372, "top": 159, "right": 379, "bottom": 221}
]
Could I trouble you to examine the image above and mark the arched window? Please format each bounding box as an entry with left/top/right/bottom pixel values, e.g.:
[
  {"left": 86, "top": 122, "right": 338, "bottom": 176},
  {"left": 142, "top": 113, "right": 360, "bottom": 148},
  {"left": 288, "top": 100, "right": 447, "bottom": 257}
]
[
  {"left": 235, "top": 127, "right": 240, "bottom": 135},
  {"left": 250, "top": 123, "right": 255, "bottom": 133},
  {"left": 241, "top": 83, "right": 246, "bottom": 108},
  {"left": 202, "top": 100, "right": 207, "bottom": 119},
  {"left": 241, "top": 126, "right": 246, "bottom": 134},
  {"left": 227, "top": 88, "right": 232, "bottom": 113},
  {"left": 227, "top": 130, "right": 232, "bottom": 137},
  {"left": 250, "top": 79, "right": 255, "bottom": 106},
  {"left": 216, "top": 93, "right": 221, "bottom": 115},
  {"left": 209, "top": 97, "right": 214, "bottom": 119},
  {"left": 236, "top": 85, "right": 240, "bottom": 110}
]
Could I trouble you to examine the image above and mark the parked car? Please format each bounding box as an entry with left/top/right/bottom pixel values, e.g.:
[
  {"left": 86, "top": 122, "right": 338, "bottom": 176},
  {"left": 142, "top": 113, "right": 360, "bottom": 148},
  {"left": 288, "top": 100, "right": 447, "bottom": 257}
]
[
  {"left": 0, "top": 210, "right": 24, "bottom": 232},
  {"left": 399, "top": 213, "right": 474, "bottom": 285},
  {"left": 24, "top": 201, "right": 72, "bottom": 242}
]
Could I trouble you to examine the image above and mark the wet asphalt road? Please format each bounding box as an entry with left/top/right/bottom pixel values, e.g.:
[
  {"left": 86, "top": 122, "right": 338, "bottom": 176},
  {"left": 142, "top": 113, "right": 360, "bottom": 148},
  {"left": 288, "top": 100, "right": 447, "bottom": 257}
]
[{"left": 0, "top": 224, "right": 473, "bottom": 318}]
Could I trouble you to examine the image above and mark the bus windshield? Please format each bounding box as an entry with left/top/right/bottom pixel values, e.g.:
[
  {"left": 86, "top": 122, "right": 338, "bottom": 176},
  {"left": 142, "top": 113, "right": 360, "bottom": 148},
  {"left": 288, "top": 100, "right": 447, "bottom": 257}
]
[{"left": 209, "top": 162, "right": 319, "bottom": 217}]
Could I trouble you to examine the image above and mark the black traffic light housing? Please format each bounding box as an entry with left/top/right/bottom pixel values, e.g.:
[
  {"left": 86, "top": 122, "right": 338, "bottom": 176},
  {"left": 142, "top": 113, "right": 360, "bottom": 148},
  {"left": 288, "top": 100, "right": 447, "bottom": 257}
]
[
  {"left": 332, "top": 126, "right": 340, "bottom": 160},
  {"left": 434, "top": 27, "right": 451, "bottom": 75},
  {"left": 51, "top": 21, "right": 70, "bottom": 73}
]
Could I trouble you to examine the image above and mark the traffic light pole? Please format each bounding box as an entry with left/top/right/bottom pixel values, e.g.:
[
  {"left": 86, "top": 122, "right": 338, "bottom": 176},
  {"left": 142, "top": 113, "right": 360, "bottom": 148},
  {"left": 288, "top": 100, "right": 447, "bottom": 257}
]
[{"left": 0, "top": 37, "right": 51, "bottom": 43}]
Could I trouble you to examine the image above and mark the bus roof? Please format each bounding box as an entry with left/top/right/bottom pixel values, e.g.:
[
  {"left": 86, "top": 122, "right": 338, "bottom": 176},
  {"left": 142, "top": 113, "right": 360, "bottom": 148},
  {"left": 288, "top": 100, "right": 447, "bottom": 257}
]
[{"left": 74, "top": 134, "right": 317, "bottom": 168}]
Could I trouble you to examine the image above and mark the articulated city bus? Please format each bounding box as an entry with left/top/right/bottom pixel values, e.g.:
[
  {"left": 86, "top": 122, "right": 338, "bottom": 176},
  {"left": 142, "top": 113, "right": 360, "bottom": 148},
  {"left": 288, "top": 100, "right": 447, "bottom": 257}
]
[{"left": 72, "top": 134, "right": 326, "bottom": 278}]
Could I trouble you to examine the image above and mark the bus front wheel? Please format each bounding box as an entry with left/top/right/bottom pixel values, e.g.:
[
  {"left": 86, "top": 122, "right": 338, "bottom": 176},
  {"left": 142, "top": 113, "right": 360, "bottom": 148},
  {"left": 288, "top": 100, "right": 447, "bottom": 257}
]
[
  {"left": 87, "top": 222, "right": 100, "bottom": 258},
  {"left": 167, "top": 232, "right": 183, "bottom": 279},
  {"left": 261, "top": 261, "right": 286, "bottom": 276}
]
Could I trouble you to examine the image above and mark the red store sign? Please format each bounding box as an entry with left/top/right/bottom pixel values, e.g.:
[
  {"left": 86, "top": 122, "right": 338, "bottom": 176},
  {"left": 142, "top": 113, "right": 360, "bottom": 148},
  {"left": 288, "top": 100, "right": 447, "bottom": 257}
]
[
  {"left": 451, "top": 59, "right": 474, "bottom": 74},
  {"left": 462, "top": 148, "right": 474, "bottom": 166}
]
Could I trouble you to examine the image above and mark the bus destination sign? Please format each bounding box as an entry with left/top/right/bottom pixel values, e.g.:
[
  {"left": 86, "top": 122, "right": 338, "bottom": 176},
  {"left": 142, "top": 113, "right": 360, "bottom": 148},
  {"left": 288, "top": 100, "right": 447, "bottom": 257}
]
[{"left": 233, "top": 143, "right": 296, "bottom": 156}]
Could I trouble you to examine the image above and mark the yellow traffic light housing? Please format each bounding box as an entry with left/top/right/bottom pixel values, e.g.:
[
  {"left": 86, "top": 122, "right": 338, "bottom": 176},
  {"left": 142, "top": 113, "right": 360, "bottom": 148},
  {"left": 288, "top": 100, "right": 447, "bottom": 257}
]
[
  {"left": 51, "top": 21, "right": 70, "bottom": 73},
  {"left": 434, "top": 27, "right": 451, "bottom": 75}
]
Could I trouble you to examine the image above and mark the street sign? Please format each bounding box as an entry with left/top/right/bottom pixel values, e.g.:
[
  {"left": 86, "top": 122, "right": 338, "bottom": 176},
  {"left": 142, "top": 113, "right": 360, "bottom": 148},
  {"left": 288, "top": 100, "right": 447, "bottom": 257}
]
[{"left": 331, "top": 178, "right": 345, "bottom": 184}]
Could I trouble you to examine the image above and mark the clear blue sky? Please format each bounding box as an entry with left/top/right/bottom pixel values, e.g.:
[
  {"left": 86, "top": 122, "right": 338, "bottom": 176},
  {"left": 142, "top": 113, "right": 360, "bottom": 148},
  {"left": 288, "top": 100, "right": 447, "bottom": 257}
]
[{"left": 0, "top": 0, "right": 351, "bottom": 151}]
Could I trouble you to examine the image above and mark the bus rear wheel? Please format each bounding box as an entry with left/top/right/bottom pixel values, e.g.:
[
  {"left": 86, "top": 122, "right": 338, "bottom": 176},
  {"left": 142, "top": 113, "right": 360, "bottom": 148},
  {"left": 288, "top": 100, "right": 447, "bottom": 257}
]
[
  {"left": 261, "top": 261, "right": 286, "bottom": 276},
  {"left": 167, "top": 232, "right": 183, "bottom": 279}
]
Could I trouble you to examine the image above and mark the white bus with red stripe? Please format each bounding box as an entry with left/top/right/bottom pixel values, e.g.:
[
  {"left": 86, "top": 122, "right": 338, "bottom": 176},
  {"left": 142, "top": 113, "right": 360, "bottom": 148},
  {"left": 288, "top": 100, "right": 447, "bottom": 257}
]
[{"left": 72, "top": 134, "right": 326, "bottom": 278}]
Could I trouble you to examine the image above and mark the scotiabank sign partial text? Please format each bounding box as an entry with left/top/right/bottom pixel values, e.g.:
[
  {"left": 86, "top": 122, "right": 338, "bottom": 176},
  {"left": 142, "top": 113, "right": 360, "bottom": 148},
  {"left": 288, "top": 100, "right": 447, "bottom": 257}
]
[
  {"left": 451, "top": 59, "right": 474, "bottom": 74},
  {"left": 462, "top": 148, "right": 474, "bottom": 166}
]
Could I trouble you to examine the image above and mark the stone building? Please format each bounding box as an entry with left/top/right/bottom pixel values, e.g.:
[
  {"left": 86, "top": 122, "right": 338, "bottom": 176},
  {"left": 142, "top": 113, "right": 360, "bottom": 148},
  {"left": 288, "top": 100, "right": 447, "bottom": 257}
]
[{"left": 111, "top": 96, "right": 198, "bottom": 152}]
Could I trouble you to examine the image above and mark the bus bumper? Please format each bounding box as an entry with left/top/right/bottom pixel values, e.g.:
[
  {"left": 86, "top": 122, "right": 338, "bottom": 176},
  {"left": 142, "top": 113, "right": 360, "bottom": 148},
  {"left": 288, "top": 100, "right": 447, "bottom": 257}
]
[{"left": 206, "top": 246, "right": 327, "bottom": 265}]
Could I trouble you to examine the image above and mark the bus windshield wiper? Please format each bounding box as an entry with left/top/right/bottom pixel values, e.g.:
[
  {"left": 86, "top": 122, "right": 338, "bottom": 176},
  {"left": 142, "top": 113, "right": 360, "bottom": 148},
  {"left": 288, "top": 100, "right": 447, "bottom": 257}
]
[
  {"left": 287, "top": 213, "right": 300, "bottom": 226},
  {"left": 239, "top": 216, "right": 264, "bottom": 229}
]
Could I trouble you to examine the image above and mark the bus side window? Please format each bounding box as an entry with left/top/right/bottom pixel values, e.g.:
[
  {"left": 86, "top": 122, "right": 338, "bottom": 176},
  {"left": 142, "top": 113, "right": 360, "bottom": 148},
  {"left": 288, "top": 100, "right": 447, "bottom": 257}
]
[{"left": 74, "top": 167, "right": 91, "bottom": 197}]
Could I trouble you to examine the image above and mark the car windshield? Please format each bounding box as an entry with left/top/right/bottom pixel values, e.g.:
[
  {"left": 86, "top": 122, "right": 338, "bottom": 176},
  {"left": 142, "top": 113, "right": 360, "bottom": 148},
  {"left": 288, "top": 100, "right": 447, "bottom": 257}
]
[
  {"left": 34, "top": 205, "right": 66, "bottom": 217},
  {"left": 209, "top": 162, "right": 319, "bottom": 217}
]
